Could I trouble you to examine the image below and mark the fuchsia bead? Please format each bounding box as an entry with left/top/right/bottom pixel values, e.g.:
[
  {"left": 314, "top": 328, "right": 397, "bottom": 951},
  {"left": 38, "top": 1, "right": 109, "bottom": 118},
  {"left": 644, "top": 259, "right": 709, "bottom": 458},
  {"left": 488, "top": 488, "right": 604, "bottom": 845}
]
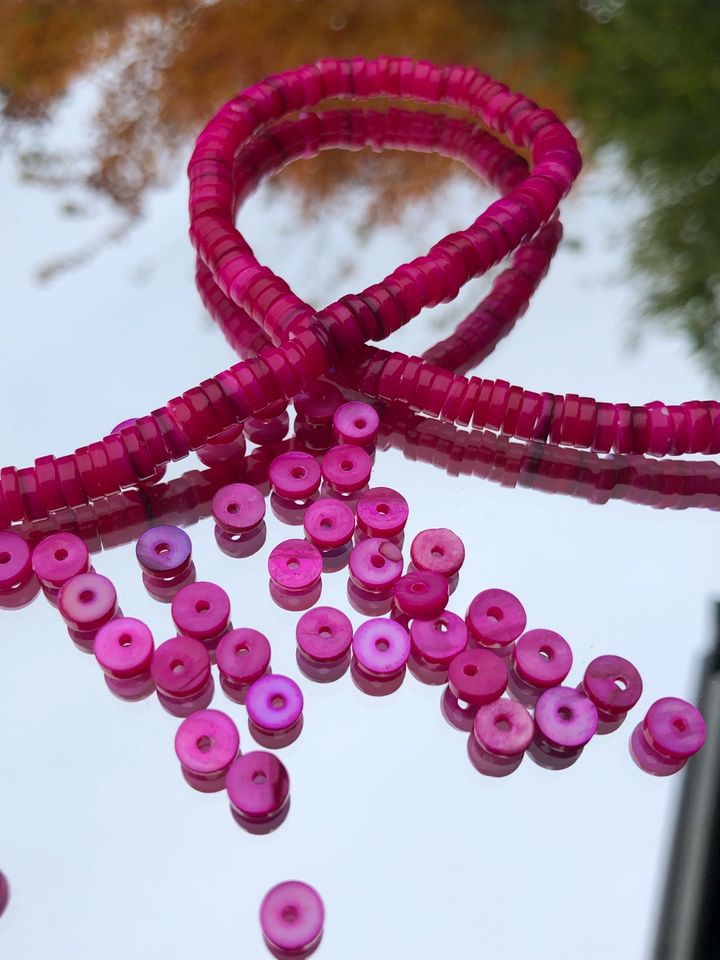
[
  {"left": 32, "top": 532, "right": 89, "bottom": 589},
  {"left": 410, "top": 528, "right": 465, "bottom": 579},
  {"left": 58, "top": 573, "right": 117, "bottom": 632},
  {"left": 197, "top": 423, "right": 246, "bottom": 468},
  {"left": 245, "top": 410, "right": 290, "bottom": 445},
  {"left": 226, "top": 750, "right": 290, "bottom": 829},
  {"left": 410, "top": 610, "right": 467, "bottom": 665},
  {"left": 356, "top": 487, "right": 409, "bottom": 538},
  {"left": 631, "top": 697, "right": 706, "bottom": 776},
  {"left": 321, "top": 444, "right": 372, "bottom": 493},
  {"left": 174, "top": 709, "right": 240, "bottom": 789},
  {"left": 94, "top": 617, "right": 154, "bottom": 679},
  {"left": 212, "top": 483, "right": 266, "bottom": 533},
  {"left": 268, "top": 539, "right": 322, "bottom": 592},
  {"left": 151, "top": 635, "right": 212, "bottom": 699},
  {"left": 513, "top": 629, "right": 573, "bottom": 689},
  {"left": 269, "top": 451, "right": 321, "bottom": 501},
  {"left": 294, "top": 382, "right": 344, "bottom": 425},
  {"left": 136, "top": 525, "right": 192, "bottom": 578},
  {"left": 246, "top": 674, "right": 304, "bottom": 737},
  {"left": 472, "top": 697, "right": 535, "bottom": 758},
  {"left": 393, "top": 570, "right": 449, "bottom": 620},
  {"left": 296, "top": 606, "right": 353, "bottom": 662},
  {"left": 0, "top": 531, "right": 32, "bottom": 591},
  {"left": 348, "top": 538, "right": 404, "bottom": 593},
  {"left": 534, "top": 686, "right": 598, "bottom": 753},
  {"left": 303, "top": 498, "right": 355, "bottom": 549},
  {"left": 448, "top": 649, "right": 508, "bottom": 705},
  {"left": 172, "top": 581, "right": 231, "bottom": 642},
  {"left": 260, "top": 881, "right": 325, "bottom": 958},
  {"left": 466, "top": 588, "right": 526, "bottom": 649},
  {"left": 581, "top": 655, "right": 643, "bottom": 719},
  {"left": 216, "top": 627, "right": 271, "bottom": 691},
  {"left": 352, "top": 618, "right": 410, "bottom": 678},
  {"left": 332, "top": 400, "right": 380, "bottom": 446}
]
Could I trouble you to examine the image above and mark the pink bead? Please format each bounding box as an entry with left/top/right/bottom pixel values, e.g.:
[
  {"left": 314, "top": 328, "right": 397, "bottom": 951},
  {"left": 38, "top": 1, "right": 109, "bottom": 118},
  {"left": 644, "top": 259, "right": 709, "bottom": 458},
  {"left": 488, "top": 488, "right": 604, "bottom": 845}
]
[
  {"left": 174, "top": 709, "right": 240, "bottom": 784},
  {"left": 352, "top": 618, "right": 410, "bottom": 678},
  {"left": 245, "top": 410, "right": 289, "bottom": 445},
  {"left": 321, "top": 444, "right": 372, "bottom": 493},
  {"left": 582, "top": 655, "right": 643, "bottom": 718},
  {"left": 513, "top": 629, "right": 572, "bottom": 688},
  {"left": 94, "top": 617, "right": 154, "bottom": 679},
  {"left": 448, "top": 649, "right": 508, "bottom": 705},
  {"left": 296, "top": 606, "right": 353, "bottom": 662},
  {"left": 641, "top": 697, "right": 706, "bottom": 762},
  {"left": 535, "top": 686, "right": 598, "bottom": 750},
  {"left": 294, "top": 381, "right": 344, "bottom": 425},
  {"left": 260, "top": 881, "right": 324, "bottom": 957},
  {"left": 216, "top": 628, "right": 271, "bottom": 689},
  {"left": 32, "top": 532, "right": 89, "bottom": 588},
  {"left": 472, "top": 697, "right": 534, "bottom": 757},
  {"left": 58, "top": 573, "right": 117, "bottom": 631},
  {"left": 212, "top": 483, "right": 265, "bottom": 533},
  {"left": 410, "top": 528, "right": 465, "bottom": 578},
  {"left": 303, "top": 498, "right": 355, "bottom": 549},
  {"left": 348, "top": 538, "right": 404, "bottom": 593},
  {"left": 409, "top": 610, "right": 467, "bottom": 665},
  {"left": 226, "top": 751, "right": 290, "bottom": 825},
  {"left": 332, "top": 400, "right": 380, "bottom": 446},
  {"left": 136, "top": 525, "right": 192, "bottom": 578},
  {"left": 269, "top": 451, "right": 321, "bottom": 500},
  {"left": 466, "top": 588, "right": 526, "bottom": 649},
  {"left": 0, "top": 870, "right": 9, "bottom": 919},
  {"left": 0, "top": 531, "right": 32, "bottom": 591},
  {"left": 246, "top": 674, "right": 304, "bottom": 734},
  {"left": 356, "top": 486, "right": 409, "bottom": 538},
  {"left": 393, "top": 570, "right": 449, "bottom": 619},
  {"left": 172, "top": 581, "right": 231, "bottom": 641},
  {"left": 268, "top": 539, "right": 322, "bottom": 592},
  {"left": 151, "top": 635, "right": 211, "bottom": 698}
]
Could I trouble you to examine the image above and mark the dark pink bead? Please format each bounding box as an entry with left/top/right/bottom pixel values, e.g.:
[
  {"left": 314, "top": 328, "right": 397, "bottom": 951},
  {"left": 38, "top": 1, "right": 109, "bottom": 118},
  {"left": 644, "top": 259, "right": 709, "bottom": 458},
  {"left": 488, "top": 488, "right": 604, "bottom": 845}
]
[
  {"left": 174, "top": 709, "right": 240, "bottom": 787},
  {"left": 32, "top": 532, "right": 89, "bottom": 589},
  {"left": 151, "top": 635, "right": 211, "bottom": 698},
  {"left": 0, "top": 532, "right": 32, "bottom": 592},
  {"left": 352, "top": 618, "right": 410, "bottom": 678},
  {"left": 212, "top": 483, "right": 265, "bottom": 533},
  {"left": 94, "top": 617, "right": 154, "bottom": 679},
  {"left": 332, "top": 400, "right": 380, "bottom": 446},
  {"left": 472, "top": 697, "right": 534, "bottom": 757},
  {"left": 348, "top": 538, "right": 404, "bottom": 593},
  {"left": 641, "top": 697, "right": 706, "bottom": 762},
  {"left": 268, "top": 539, "right": 322, "bottom": 592},
  {"left": 393, "top": 570, "right": 449, "bottom": 619},
  {"left": 513, "top": 629, "right": 572, "bottom": 689},
  {"left": 294, "top": 382, "right": 344, "bottom": 425},
  {"left": 58, "top": 573, "right": 117, "bottom": 631},
  {"left": 466, "top": 588, "right": 526, "bottom": 649},
  {"left": 172, "top": 581, "right": 231, "bottom": 641},
  {"left": 216, "top": 627, "right": 271, "bottom": 689},
  {"left": 410, "top": 610, "right": 467, "bottom": 665},
  {"left": 246, "top": 674, "right": 304, "bottom": 734},
  {"left": 321, "top": 444, "right": 372, "bottom": 493},
  {"left": 0, "top": 870, "right": 9, "bottom": 919},
  {"left": 303, "top": 498, "right": 355, "bottom": 549},
  {"left": 448, "top": 649, "right": 508, "bottom": 705},
  {"left": 245, "top": 411, "right": 290, "bottom": 445},
  {"left": 136, "top": 525, "right": 192, "bottom": 578},
  {"left": 410, "top": 528, "right": 465, "bottom": 578},
  {"left": 582, "top": 655, "right": 643, "bottom": 718},
  {"left": 535, "top": 686, "right": 598, "bottom": 751},
  {"left": 269, "top": 452, "right": 322, "bottom": 500},
  {"left": 356, "top": 487, "right": 409, "bottom": 538},
  {"left": 226, "top": 751, "right": 290, "bottom": 825},
  {"left": 296, "top": 606, "right": 353, "bottom": 662},
  {"left": 260, "top": 881, "right": 324, "bottom": 958}
]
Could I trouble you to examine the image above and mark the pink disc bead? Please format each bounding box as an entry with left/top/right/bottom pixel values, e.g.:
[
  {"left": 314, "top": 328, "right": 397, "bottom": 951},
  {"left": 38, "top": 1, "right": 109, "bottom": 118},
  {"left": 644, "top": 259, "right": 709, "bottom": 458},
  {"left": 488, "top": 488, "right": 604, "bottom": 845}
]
[
  {"left": 269, "top": 451, "right": 321, "bottom": 501},
  {"left": 641, "top": 697, "right": 706, "bottom": 761},
  {"left": 448, "top": 649, "right": 508, "bottom": 705},
  {"left": 581, "top": 655, "right": 643, "bottom": 717},
  {"left": 473, "top": 698, "right": 535, "bottom": 757},
  {"left": 535, "top": 686, "right": 599, "bottom": 751},
  {"left": 410, "top": 528, "right": 465, "bottom": 578},
  {"left": 410, "top": 611, "right": 467, "bottom": 665},
  {"left": 246, "top": 674, "right": 304, "bottom": 734},
  {"left": 268, "top": 539, "right": 322, "bottom": 592},
  {"left": 174, "top": 709, "right": 240, "bottom": 781},
  {"left": 352, "top": 618, "right": 410, "bottom": 678},
  {"left": 296, "top": 606, "right": 353, "bottom": 662},
  {"left": 260, "top": 881, "right": 325, "bottom": 957},
  {"left": 216, "top": 628, "right": 271, "bottom": 688},
  {"left": 136, "top": 525, "right": 192, "bottom": 578},
  {"left": 348, "top": 538, "right": 404, "bottom": 593},
  {"left": 151, "top": 635, "right": 211, "bottom": 698},
  {"left": 466, "top": 589, "right": 527, "bottom": 649},
  {"left": 393, "top": 570, "right": 449, "bottom": 620},
  {"left": 333, "top": 400, "right": 380, "bottom": 446},
  {"left": 0, "top": 531, "right": 32, "bottom": 591},
  {"left": 212, "top": 483, "right": 266, "bottom": 534},
  {"left": 31, "top": 532, "right": 89, "bottom": 588},
  {"left": 294, "top": 382, "right": 344, "bottom": 425},
  {"left": 356, "top": 487, "right": 409, "bottom": 538},
  {"left": 58, "top": 573, "right": 117, "bottom": 631},
  {"left": 321, "top": 444, "right": 372, "bottom": 493},
  {"left": 94, "top": 617, "right": 154, "bottom": 679},
  {"left": 226, "top": 751, "right": 290, "bottom": 824},
  {"left": 303, "top": 498, "right": 355, "bottom": 549},
  {"left": 513, "top": 629, "right": 573, "bottom": 689},
  {"left": 172, "top": 581, "right": 231, "bottom": 641}
]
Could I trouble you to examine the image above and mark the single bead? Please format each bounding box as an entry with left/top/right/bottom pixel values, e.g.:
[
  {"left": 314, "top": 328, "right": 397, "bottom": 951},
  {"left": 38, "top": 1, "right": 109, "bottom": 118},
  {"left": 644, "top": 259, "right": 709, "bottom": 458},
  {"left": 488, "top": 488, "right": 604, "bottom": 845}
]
[
  {"left": 269, "top": 451, "right": 321, "bottom": 501},
  {"left": 466, "top": 588, "right": 526, "bottom": 649},
  {"left": 513, "top": 629, "right": 572, "bottom": 689},
  {"left": 246, "top": 674, "right": 304, "bottom": 735},
  {"left": 58, "top": 573, "right": 117, "bottom": 632},
  {"left": 0, "top": 531, "right": 32, "bottom": 592},
  {"left": 151, "top": 635, "right": 211, "bottom": 699},
  {"left": 268, "top": 539, "right": 322, "bottom": 592},
  {"left": 410, "top": 528, "right": 465, "bottom": 578},
  {"left": 348, "top": 538, "right": 404, "bottom": 593},
  {"left": 641, "top": 697, "right": 706, "bottom": 762},
  {"left": 174, "top": 709, "right": 239, "bottom": 785},
  {"left": 472, "top": 697, "right": 534, "bottom": 757},
  {"left": 32, "top": 532, "right": 89, "bottom": 589},
  {"left": 260, "top": 881, "right": 325, "bottom": 958},
  {"left": 212, "top": 483, "right": 265, "bottom": 534},
  {"left": 535, "top": 686, "right": 598, "bottom": 751},
  {"left": 356, "top": 487, "right": 409, "bottom": 538},
  {"left": 172, "top": 581, "right": 231, "bottom": 641},
  {"left": 581, "top": 655, "right": 643, "bottom": 718},
  {"left": 332, "top": 400, "right": 380, "bottom": 446},
  {"left": 226, "top": 750, "right": 290, "bottom": 825},
  {"left": 216, "top": 627, "right": 271, "bottom": 690},
  {"left": 136, "top": 525, "right": 192, "bottom": 579},
  {"left": 244, "top": 410, "right": 290, "bottom": 445},
  {"left": 352, "top": 618, "right": 410, "bottom": 678},
  {"left": 94, "top": 617, "right": 154, "bottom": 679},
  {"left": 410, "top": 611, "right": 467, "bottom": 665},
  {"left": 197, "top": 423, "right": 246, "bottom": 468},
  {"left": 303, "top": 498, "right": 355, "bottom": 550},
  {"left": 393, "top": 570, "right": 449, "bottom": 620},
  {"left": 296, "top": 606, "right": 353, "bottom": 662},
  {"left": 321, "top": 444, "right": 372, "bottom": 494},
  {"left": 294, "top": 381, "right": 344, "bottom": 425},
  {"left": 448, "top": 649, "right": 508, "bottom": 705}
]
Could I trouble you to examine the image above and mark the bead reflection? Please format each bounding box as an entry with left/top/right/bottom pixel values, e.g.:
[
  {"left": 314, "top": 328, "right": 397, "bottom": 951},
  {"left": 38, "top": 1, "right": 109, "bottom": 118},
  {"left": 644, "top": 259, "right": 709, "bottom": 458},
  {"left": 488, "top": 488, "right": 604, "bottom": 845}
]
[
  {"left": 248, "top": 716, "right": 304, "bottom": 750},
  {"left": 440, "top": 686, "right": 476, "bottom": 732},
  {"left": 407, "top": 650, "right": 449, "bottom": 686},
  {"left": 230, "top": 799, "right": 291, "bottom": 836},
  {"left": 142, "top": 563, "right": 197, "bottom": 603},
  {"left": 214, "top": 523, "right": 267, "bottom": 559},
  {"left": 320, "top": 543, "right": 352, "bottom": 575},
  {"left": 270, "top": 493, "right": 317, "bottom": 526},
  {"left": 467, "top": 732, "right": 524, "bottom": 778},
  {"left": 157, "top": 677, "right": 215, "bottom": 718},
  {"left": 346, "top": 581, "right": 393, "bottom": 617},
  {"left": 296, "top": 648, "right": 350, "bottom": 684},
  {"left": 0, "top": 574, "right": 41, "bottom": 610},
  {"left": 105, "top": 671, "right": 155, "bottom": 702},
  {"left": 350, "top": 659, "right": 406, "bottom": 697},
  {"left": 527, "top": 734, "right": 584, "bottom": 771},
  {"left": 269, "top": 580, "right": 322, "bottom": 613}
]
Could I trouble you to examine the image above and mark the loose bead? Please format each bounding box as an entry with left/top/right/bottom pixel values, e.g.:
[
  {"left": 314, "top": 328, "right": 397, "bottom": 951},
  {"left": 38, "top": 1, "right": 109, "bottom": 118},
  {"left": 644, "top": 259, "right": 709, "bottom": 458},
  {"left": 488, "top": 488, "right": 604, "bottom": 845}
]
[
  {"left": 260, "top": 881, "right": 324, "bottom": 958},
  {"left": 581, "top": 655, "right": 643, "bottom": 719},
  {"left": 32, "top": 532, "right": 90, "bottom": 589},
  {"left": 512, "top": 628, "right": 572, "bottom": 689},
  {"left": 226, "top": 751, "right": 290, "bottom": 827},
  {"left": 410, "top": 528, "right": 465, "bottom": 578},
  {"left": 348, "top": 538, "right": 404, "bottom": 593},
  {"left": 151, "top": 635, "right": 211, "bottom": 699},
  {"left": 303, "top": 498, "right": 355, "bottom": 550},
  {"left": 448, "top": 649, "right": 508, "bottom": 706},
  {"left": 632, "top": 697, "right": 706, "bottom": 775},
  {"left": 0, "top": 532, "right": 33, "bottom": 592},
  {"left": 296, "top": 606, "right": 353, "bottom": 662},
  {"left": 269, "top": 451, "right": 322, "bottom": 501},
  {"left": 174, "top": 709, "right": 240, "bottom": 788},
  {"left": 294, "top": 382, "right": 344, "bottom": 425},
  {"left": 212, "top": 483, "right": 266, "bottom": 534},
  {"left": 393, "top": 570, "right": 449, "bottom": 620},
  {"left": 216, "top": 627, "right": 271, "bottom": 690},
  {"left": 244, "top": 411, "right": 290, "bottom": 445},
  {"left": 534, "top": 686, "right": 598, "bottom": 752},
  {"left": 136, "top": 525, "right": 193, "bottom": 579},
  {"left": 332, "top": 400, "right": 380, "bottom": 446},
  {"left": 321, "top": 444, "right": 372, "bottom": 494},
  {"left": 94, "top": 617, "right": 154, "bottom": 679},
  {"left": 410, "top": 610, "right": 467, "bottom": 665},
  {"left": 58, "top": 573, "right": 117, "bottom": 632},
  {"left": 466, "top": 588, "right": 526, "bottom": 649},
  {"left": 472, "top": 697, "right": 534, "bottom": 757},
  {"left": 353, "top": 618, "right": 410, "bottom": 678},
  {"left": 172, "top": 581, "right": 231, "bottom": 642},
  {"left": 246, "top": 674, "right": 304, "bottom": 735},
  {"left": 356, "top": 487, "right": 409, "bottom": 538}
]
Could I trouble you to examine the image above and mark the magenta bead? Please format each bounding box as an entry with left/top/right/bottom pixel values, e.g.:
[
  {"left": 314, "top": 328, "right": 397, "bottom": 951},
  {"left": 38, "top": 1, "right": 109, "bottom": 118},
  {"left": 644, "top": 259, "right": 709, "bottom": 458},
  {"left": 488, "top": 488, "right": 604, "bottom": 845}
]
[
  {"left": 296, "top": 606, "right": 353, "bottom": 662},
  {"left": 94, "top": 617, "right": 154, "bottom": 679},
  {"left": 294, "top": 382, "right": 344, "bottom": 425},
  {"left": 352, "top": 618, "right": 410, "bottom": 677},
  {"left": 321, "top": 444, "right": 372, "bottom": 493},
  {"left": 535, "top": 686, "right": 598, "bottom": 750},
  {"left": 212, "top": 483, "right": 266, "bottom": 533},
  {"left": 216, "top": 627, "right": 271, "bottom": 688},
  {"left": 303, "top": 498, "right": 355, "bottom": 549},
  {"left": 269, "top": 451, "right": 321, "bottom": 500},
  {"left": 448, "top": 649, "right": 508, "bottom": 705},
  {"left": 226, "top": 751, "right": 290, "bottom": 824},
  {"left": 260, "top": 881, "right": 324, "bottom": 957},
  {"left": 172, "top": 581, "right": 231, "bottom": 641},
  {"left": 268, "top": 539, "right": 322, "bottom": 592},
  {"left": 151, "top": 635, "right": 211, "bottom": 698},
  {"left": 32, "top": 532, "right": 89, "bottom": 588},
  {"left": 642, "top": 697, "right": 706, "bottom": 761},
  {"left": 245, "top": 410, "right": 290, "bottom": 445},
  {"left": 466, "top": 588, "right": 526, "bottom": 649},
  {"left": 473, "top": 697, "right": 534, "bottom": 757},
  {"left": 410, "top": 528, "right": 465, "bottom": 578},
  {"left": 410, "top": 611, "right": 467, "bottom": 665},
  {"left": 0, "top": 870, "right": 9, "bottom": 919},
  {"left": 246, "top": 674, "right": 304, "bottom": 733},
  {"left": 0, "top": 531, "right": 32, "bottom": 591},
  {"left": 513, "top": 629, "right": 572, "bottom": 689},
  {"left": 332, "top": 400, "right": 380, "bottom": 446},
  {"left": 582, "top": 655, "right": 643, "bottom": 717},
  {"left": 356, "top": 487, "right": 409, "bottom": 538},
  {"left": 393, "top": 570, "right": 449, "bottom": 619},
  {"left": 348, "top": 538, "right": 403, "bottom": 593},
  {"left": 174, "top": 709, "right": 240, "bottom": 781},
  {"left": 136, "top": 525, "right": 192, "bottom": 578},
  {"left": 58, "top": 573, "right": 117, "bottom": 631}
]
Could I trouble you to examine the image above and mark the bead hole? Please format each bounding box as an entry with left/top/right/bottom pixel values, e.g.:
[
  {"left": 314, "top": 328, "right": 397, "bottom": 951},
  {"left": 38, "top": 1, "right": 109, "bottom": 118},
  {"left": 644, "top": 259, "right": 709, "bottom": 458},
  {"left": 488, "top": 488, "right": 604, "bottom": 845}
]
[
  {"left": 170, "top": 659, "right": 185, "bottom": 674},
  {"left": 318, "top": 626, "right": 332, "bottom": 638},
  {"left": 118, "top": 634, "right": 133, "bottom": 648},
  {"left": 370, "top": 555, "right": 385, "bottom": 569},
  {"left": 226, "top": 502, "right": 239, "bottom": 515},
  {"left": 557, "top": 706, "right": 573, "bottom": 722},
  {"left": 463, "top": 664, "right": 478, "bottom": 677},
  {"left": 195, "top": 599, "right": 210, "bottom": 613},
  {"left": 155, "top": 543, "right": 170, "bottom": 555},
  {"left": 431, "top": 546, "right": 444, "bottom": 558},
  {"left": 196, "top": 735, "right": 213, "bottom": 753},
  {"left": 290, "top": 466, "right": 306, "bottom": 479},
  {"left": 281, "top": 905, "right": 299, "bottom": 924},
  {"left": 672, "top": 717, "right": 687, "bottom": 733},
  {"left": 614, "top": 676, "right": 628, "bottom": 691},
  {"left": 319, "top": 518, "right": 333, "bottom": 529},
  {"left": 340, "top": 459, "right": 353, "bottom": 471},
  {"left": 287, "top": 558, "right": 300, "bottom": 569},
  {"left": 487, "top": 606, "right": 504, "bottom": 622},
  {"left": 538, "top": 646, "right": 554, "bottom": 662},
  {"left": 235, "top": 643, "right": 249, "bottom": 656},
  {"left": 0, "top": 552, "right": 10, "bottom": 565},
  {"left": 270, "top": 695, "right": 286, "bottom": 709},
  {"left": 495, "top": 715, "right": 512, "bottom": 732},
  {"left": 252, "top": 771, "right": 267, "bottom": 784},
  {"left": 79, "top": 590, "right": 95, "bottom": 604},
  {"left": 375, "top": 638, "right": 390, "bottom": 653},
  {"left": 376, "top": 503, "right": 390, "bottom": 515},
  {"left": 54, "top": 548, "right": 69, "bottom": 562},
  {"left": 434, "top": 619, "right": 449, "bottom": 633},
  {"left": 410, "top": 581, "right": 426, "bottom": 593},
  {"left": 354, "top": 419, "right": 366, "bottom": 430}
]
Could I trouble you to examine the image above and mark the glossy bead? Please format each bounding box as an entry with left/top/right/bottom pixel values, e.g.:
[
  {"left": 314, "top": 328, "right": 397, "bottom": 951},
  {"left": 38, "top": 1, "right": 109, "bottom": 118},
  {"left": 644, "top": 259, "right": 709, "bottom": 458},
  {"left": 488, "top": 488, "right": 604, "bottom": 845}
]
[
  {"left": 151, "top": 635, "right": 211, "bottom": 698},
  {"left": 94, "top": 617, "right": 154, "bottom": 679},
  {"left": 535, "top": 686, "right": 598, "bottom": 751},
  {"left": 212, "top": 483, "right": 265, "bottom": 533},
  {"left": 246, "top": 674, "right": 304, "bottom": 734},
  {"left": 356, "top": 486, "right": 409, "bottom": 538},
  {"left": 269, "top": 451, "right": 321, "bottom": 500},
  {"left": 136, "top": 525, "right": 192, "bottom": 578},
  {"left": 410, "top": 610, "right": 467, "bottom": 665},
  {"left": 348, "top": 538, "right": 404, "bottom": 593},
  {"left": 0, "top": 531, "right": 32, "bottom": 591},
  {"left": 640, "top": 697, "right": 706, "bottom": 762},
  {"left": 333, "top": 400, "right": 380, "bottom": 446},
  {"left": 448, "top": 649, "right": 508, "bottom": 705},
  {"left": 294, "top": 381, "right": 344, "bottom": 425},
  {"left": 172, "top": 581, "right": 231, "bottom": 641},
  {"left": 466, "top": 588, "right": 526, "bottom": 649},
  {"left": 268, "top": 539, "right": 322, "bottom": 592},
  {"left": 393, "top": 570, "right": 449, "bottom": 620},
  {"left": 245, "top": 410, "right": 289, "bottom": 445},
  {"left": 513, "top": 629, "right": 572, "bottom": 689},
  {"left": 303, "top": 498, "right": 355, "bottom": 549},
  {"left": 410, "top": 528, "right": 465, "bottom": 578},
  {"left": 174, "top": 709, "right": 240, "bottom": 785},
  {"left": 216, "top": 627, "right": 271, "bottom": 689},
  {"left": 58, "top": 573, "right": 117, "bottom": 632},
  {"left": 260, "top": 881, "right": 324, "bottom": 958},
  {"left": 226, "top": 750, "right": 290, "bottom": 824},
  {"left": 352, "top": 618, "right": 410, "bottom": 678},
  {"left": 321, "top": 444, "right": 372, "bottom": 493},
  {"left": 32, "top": 532, "right": 89, "bottom": 589},
  {"left": 581, "top": 655, "right": 643, "bottom": 718},
  {"left": 296, "top": 606, "right": 353, "bottom": 662},
  {"left": 473, "top": 697, "right": 534, "bottom": 757}
]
